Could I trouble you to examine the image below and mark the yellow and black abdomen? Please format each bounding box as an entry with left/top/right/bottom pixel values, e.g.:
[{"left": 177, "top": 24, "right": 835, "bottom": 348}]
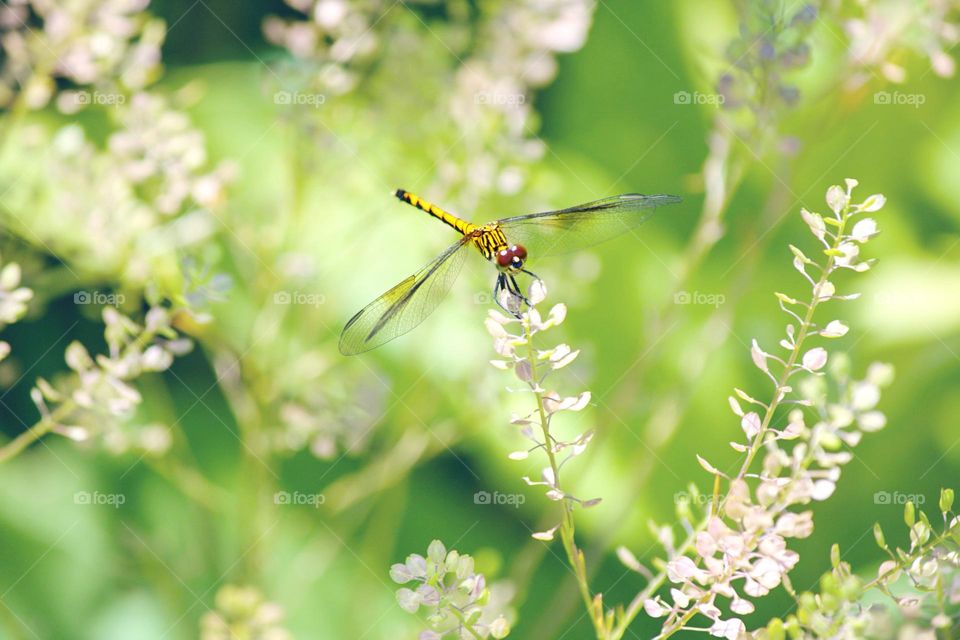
[{"left": 395, "top": 189, "right": 474, "bottom": 236}]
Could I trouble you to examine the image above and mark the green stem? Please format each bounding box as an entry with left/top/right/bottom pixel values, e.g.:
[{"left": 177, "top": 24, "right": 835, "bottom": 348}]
[
  {"left": 0, "top": 400, "right": 75, "bottom": 462},
  {"left": 448, "top": 606, "right": 483, "bottom": 639},
  {"left": 522, "top": 317, "right": 604, "bottom": 638},
  {"left": 734, "top": 216, "right": 844, "bottom": 481}
]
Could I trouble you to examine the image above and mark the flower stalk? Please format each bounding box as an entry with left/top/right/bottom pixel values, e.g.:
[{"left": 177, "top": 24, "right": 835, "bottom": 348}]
[
  {"left": 623, "top": 180, "right": 892, "bottom": 639},
  {"left": 486, "top": 283, "right": 605, "bottom": 637},
  {"left": 521, "top": 314, "right": 603, "bottom": 636}
]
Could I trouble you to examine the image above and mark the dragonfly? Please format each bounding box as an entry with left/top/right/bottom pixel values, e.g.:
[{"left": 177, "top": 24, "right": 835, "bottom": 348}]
[{"left": 339, "top": 188, "right": 681, "bottom": 355}]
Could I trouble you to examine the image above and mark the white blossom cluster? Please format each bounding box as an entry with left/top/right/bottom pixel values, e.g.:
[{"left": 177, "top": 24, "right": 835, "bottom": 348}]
[
  {"left": 30, "top": 306, "right": 190, "bottom": 453},
  {"left": 1, "top": 93, "right": 231, "bottom": 287},
  {"left": 439, "top": 0, "right": 596, "bottom": 204},
  {"left": 263, "top": 0, "right": 385, "bottom": 96},
  {"left": 271, "top": 375, "right": 386, "bottom": 459},
  {"left": 262, "top": 1, "right": 596, "bottom": 207},
  {"left": 0, "top": 252, "right": 33, "bottom": 327},
  {"left": 486, "top": 282, "right": 601, "bottom": 541},
  {"left": 0, "top": 0, "right": 233, "bottom": 463},
  {"left": 200, "top": 584, "right": 292, "bottom": 640},
  {"left": 0, "top": 253, "right": 34, "bottom": 376},
  {"left": 637, "top": 181, "right": 893, "bottom": 639},
  {"left": 0, "top": 0, "right": 164, "bottom": 110},
  {"left": 391, "top": 539, "right": 511, "bottom": 639},
  {"left": 758, "top": 492, "right": 960, "bottom": 639},
  {"left": 844, "top": 0, "right": 960, "bottom": 86}
]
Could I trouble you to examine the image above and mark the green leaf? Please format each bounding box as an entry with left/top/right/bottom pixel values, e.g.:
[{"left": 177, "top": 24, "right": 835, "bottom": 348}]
[{"left": 904, "top": 501, "right": 916, "bottom": 527}]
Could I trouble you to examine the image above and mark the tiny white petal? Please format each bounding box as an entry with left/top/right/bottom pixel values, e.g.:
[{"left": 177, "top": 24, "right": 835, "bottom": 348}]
[
  {"left": 643, "top": 598, "right": 667, "bottom": 618},
  {"left": 709, "top": 617, "right": 746, "bottom": 639},
  {"left": 800, "top": 208, "right": 825, "bottom": 240},
  {"left": 750, "top": 339, "right": 769, "bottom": 373},
  {"left": 532, "top": 525, "right": 559, "bottom": 541},
  {"left": 802, "top": 347, "right": 828, "bottom": 371},
  {"left": 552, "top": 349, "right": 580, "bottom": 370},
  {"left": 741, "top": 412, "right": 762, "bottom": 439},
  {"left": 617, "top": 546, "right": 642, "bottom": 572},
  {"left": 696, "top": 455, "right": 722, "bottom": 476},
  {"left": 730, "top": 597, "right": 754, "bottom": 615},
  {"left": 670, "top": 588, "right": 690, "bottom": 608},
  {"left": 811, "top": 479, "right": 836, "bottom": 501},
  {"left": 54, "top": 425, "right": 89, "bottom": 442},
  {"left": 851, "top": 218, "right": 878, "bottom": 242},
  {"left": 541, "top": 467, "right": 556, "bottom": 486},
  {"left": 859, "top": 411, "right": 886, "bottom": 431},
  {"left": 859, "top": 194, "right": 886, "bottom": 212},
  {"left": 396, "top": 587, "right": 421, "bottom": 613},
  {"left": 728, "top": 396, "right": 744, "bottom": 417},
  {"left": 529, "top": 279, "right": 547, "bottom": 304},
  {"left": 826, "top": 185, "right": 846, "bottom": 215},
  {"left": 488, "top": 309, "right": 515, "bottom": 325},
  {"left": 547, "top": 303, "right": 566, "bottom": 326},
  {"left": 814, "top": 281, "right": 835, "bottom": 300},
  {"left": 485, "top": 317, "right": 508, "bottom": 337},
  {"left": 820, "top": 320, "right": 849, "bottom": 338}
]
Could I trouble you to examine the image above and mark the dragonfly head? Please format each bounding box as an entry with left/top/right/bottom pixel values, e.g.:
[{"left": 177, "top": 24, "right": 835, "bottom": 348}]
[{"left": 495, "top": 244, "right": 528, "bottom": 272}]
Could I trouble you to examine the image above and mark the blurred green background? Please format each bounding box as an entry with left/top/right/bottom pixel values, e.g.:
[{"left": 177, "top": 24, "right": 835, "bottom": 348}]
[{"left": 1, "top": 1, "right": 959, "bottom": 638}]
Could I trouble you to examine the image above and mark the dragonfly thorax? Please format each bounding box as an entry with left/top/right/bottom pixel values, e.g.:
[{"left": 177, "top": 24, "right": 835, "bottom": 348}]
[
  {"left": 470, "top": 224, "right": 509, "bottom": 260},
  {"left": 470, "top": 225, "right": 527, "bottom": 271}
]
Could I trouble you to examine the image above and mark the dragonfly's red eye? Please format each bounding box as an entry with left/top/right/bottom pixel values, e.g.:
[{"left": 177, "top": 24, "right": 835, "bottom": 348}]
[
  {"left": 512, "top": 244, "right": 527, "bottom": 260},
  {"left": 496, "top": 249, "right": 513, "bottom": 268}
]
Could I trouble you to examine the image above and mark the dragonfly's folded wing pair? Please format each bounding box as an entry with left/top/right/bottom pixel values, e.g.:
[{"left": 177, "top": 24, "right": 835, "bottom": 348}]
[{"left": 339, "top": 193, "right": 681, "bottom": 355}]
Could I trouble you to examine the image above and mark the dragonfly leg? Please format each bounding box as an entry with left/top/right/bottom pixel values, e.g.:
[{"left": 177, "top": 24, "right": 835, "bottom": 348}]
[
  {"left": 508, "top": 274, "right": 531, "bottom": 306},
  {"left": 519, "top": 267, "right": 542, "bottom": 283},
  {"left": 491, "top": 274, "right": 503, "bottom": 309},
  {"left": 494, "top": 273, "right": 524, "bottom": 318}
]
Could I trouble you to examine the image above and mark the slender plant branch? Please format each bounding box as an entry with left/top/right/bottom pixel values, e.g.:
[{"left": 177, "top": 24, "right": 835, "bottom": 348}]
[{"left": 522, "top": 315, "right": 604, "bottom": 638}]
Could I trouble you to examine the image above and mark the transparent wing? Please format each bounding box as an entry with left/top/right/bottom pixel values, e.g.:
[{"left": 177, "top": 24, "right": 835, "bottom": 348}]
[
  {"left": 495, "top": 194, "right": 681, "bottom": 259},
  {"left": 339, "top": 238, "right": 471, "bottom": 355}
]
